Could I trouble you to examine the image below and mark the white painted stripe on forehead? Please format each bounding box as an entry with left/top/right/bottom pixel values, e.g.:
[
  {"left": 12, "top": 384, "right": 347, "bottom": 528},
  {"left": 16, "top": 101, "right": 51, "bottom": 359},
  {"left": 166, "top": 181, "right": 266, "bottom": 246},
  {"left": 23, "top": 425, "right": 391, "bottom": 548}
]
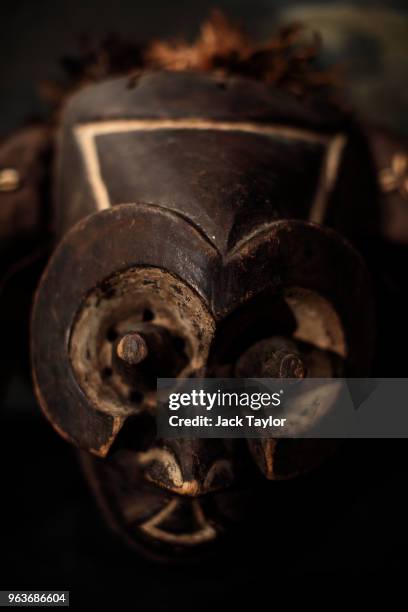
[{"left": 74, "top": 118, "right": 343, "bottom": 222}]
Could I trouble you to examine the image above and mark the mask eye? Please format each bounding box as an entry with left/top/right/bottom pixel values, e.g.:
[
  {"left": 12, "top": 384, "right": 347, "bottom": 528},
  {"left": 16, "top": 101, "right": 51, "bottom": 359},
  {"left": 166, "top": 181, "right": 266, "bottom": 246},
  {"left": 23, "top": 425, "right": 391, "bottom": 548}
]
[
  {"left": 207, "top": 287, "right": 346, "bottom": 379},
  {"left": 207, "top": 288, "right": 349, "bottom": 480},
  {"left": 69, "top": 266, "right": 214, "bottom": 415}
]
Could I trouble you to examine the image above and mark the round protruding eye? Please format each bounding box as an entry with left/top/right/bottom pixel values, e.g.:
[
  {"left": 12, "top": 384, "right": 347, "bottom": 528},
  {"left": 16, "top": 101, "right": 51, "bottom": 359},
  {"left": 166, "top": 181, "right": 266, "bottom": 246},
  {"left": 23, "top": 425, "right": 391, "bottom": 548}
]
[
  {"left": 69, "top": 266, "right": 214, "bottom": 416},
  {"left": 116, "top": 331, "right": 149, "bottom": 365},
  {"left": 235, "top": 336, "right": 307, "bottom": 379},
  {"left": 207, "top": 287, "right": 346, "bottom": 380},
  {"left": 111, "top": 324, "right": 189, "bottom": 394}
]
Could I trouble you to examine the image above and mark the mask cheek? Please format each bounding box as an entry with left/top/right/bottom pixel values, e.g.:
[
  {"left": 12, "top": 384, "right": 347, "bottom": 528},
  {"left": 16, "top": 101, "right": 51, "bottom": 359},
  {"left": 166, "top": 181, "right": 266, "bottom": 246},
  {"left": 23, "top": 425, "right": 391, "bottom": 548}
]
[{"left": 246, "top": 438, "right": 339, "bottom": 480}]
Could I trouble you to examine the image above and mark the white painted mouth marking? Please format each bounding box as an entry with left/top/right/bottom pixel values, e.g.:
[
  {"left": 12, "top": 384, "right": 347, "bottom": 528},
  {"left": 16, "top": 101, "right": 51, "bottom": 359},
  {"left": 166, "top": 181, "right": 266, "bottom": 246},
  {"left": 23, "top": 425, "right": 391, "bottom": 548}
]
[{"left": 139, "top": 498, "right": 217, "bottom": 545}]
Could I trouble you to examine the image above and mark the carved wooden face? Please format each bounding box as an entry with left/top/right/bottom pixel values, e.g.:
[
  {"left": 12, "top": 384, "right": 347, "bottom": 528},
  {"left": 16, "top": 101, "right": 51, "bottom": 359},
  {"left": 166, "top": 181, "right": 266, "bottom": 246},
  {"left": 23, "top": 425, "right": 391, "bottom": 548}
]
[{"left": 31, "top": 72, "right": 375, "bottom": 558}]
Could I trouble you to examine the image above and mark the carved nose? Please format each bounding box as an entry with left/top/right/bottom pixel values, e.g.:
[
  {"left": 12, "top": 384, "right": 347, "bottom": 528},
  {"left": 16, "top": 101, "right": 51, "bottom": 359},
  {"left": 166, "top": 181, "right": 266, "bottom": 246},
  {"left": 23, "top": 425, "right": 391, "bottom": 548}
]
[{"left": 137, "top": 439, "right": 234, "bottom": 497}]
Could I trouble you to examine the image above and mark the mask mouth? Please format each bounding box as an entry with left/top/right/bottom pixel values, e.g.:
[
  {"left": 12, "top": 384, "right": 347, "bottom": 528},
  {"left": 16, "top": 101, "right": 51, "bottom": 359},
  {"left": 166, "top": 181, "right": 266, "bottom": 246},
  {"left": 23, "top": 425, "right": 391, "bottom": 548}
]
[
  {"left": 79, "top": 447, "right": 251, "bottom": 559},
  {"left": 137, "top": 497, "right": 217, "bottom": 547}
]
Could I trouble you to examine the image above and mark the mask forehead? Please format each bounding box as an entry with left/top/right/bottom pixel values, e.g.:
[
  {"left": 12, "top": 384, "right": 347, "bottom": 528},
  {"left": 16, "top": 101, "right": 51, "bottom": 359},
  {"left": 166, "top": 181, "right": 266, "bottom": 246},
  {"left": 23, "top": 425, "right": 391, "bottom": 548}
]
[
  {"left": 73, "top": 120, "right": 330, "bottom": 253},
  {"left": 55, "top": 71, "right": 356, "bottom": 246}
]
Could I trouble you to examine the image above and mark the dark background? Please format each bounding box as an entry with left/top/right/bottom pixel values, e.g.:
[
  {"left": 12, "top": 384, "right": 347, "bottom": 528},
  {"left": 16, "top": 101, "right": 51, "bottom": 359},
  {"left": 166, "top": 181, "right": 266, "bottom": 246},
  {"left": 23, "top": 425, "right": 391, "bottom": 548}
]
[
  {"left": 1, "top": 0, "right": 408, "bottom": 137},
  {"left": 1, "top": 0, "right": 408, "bottom": 607}
]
